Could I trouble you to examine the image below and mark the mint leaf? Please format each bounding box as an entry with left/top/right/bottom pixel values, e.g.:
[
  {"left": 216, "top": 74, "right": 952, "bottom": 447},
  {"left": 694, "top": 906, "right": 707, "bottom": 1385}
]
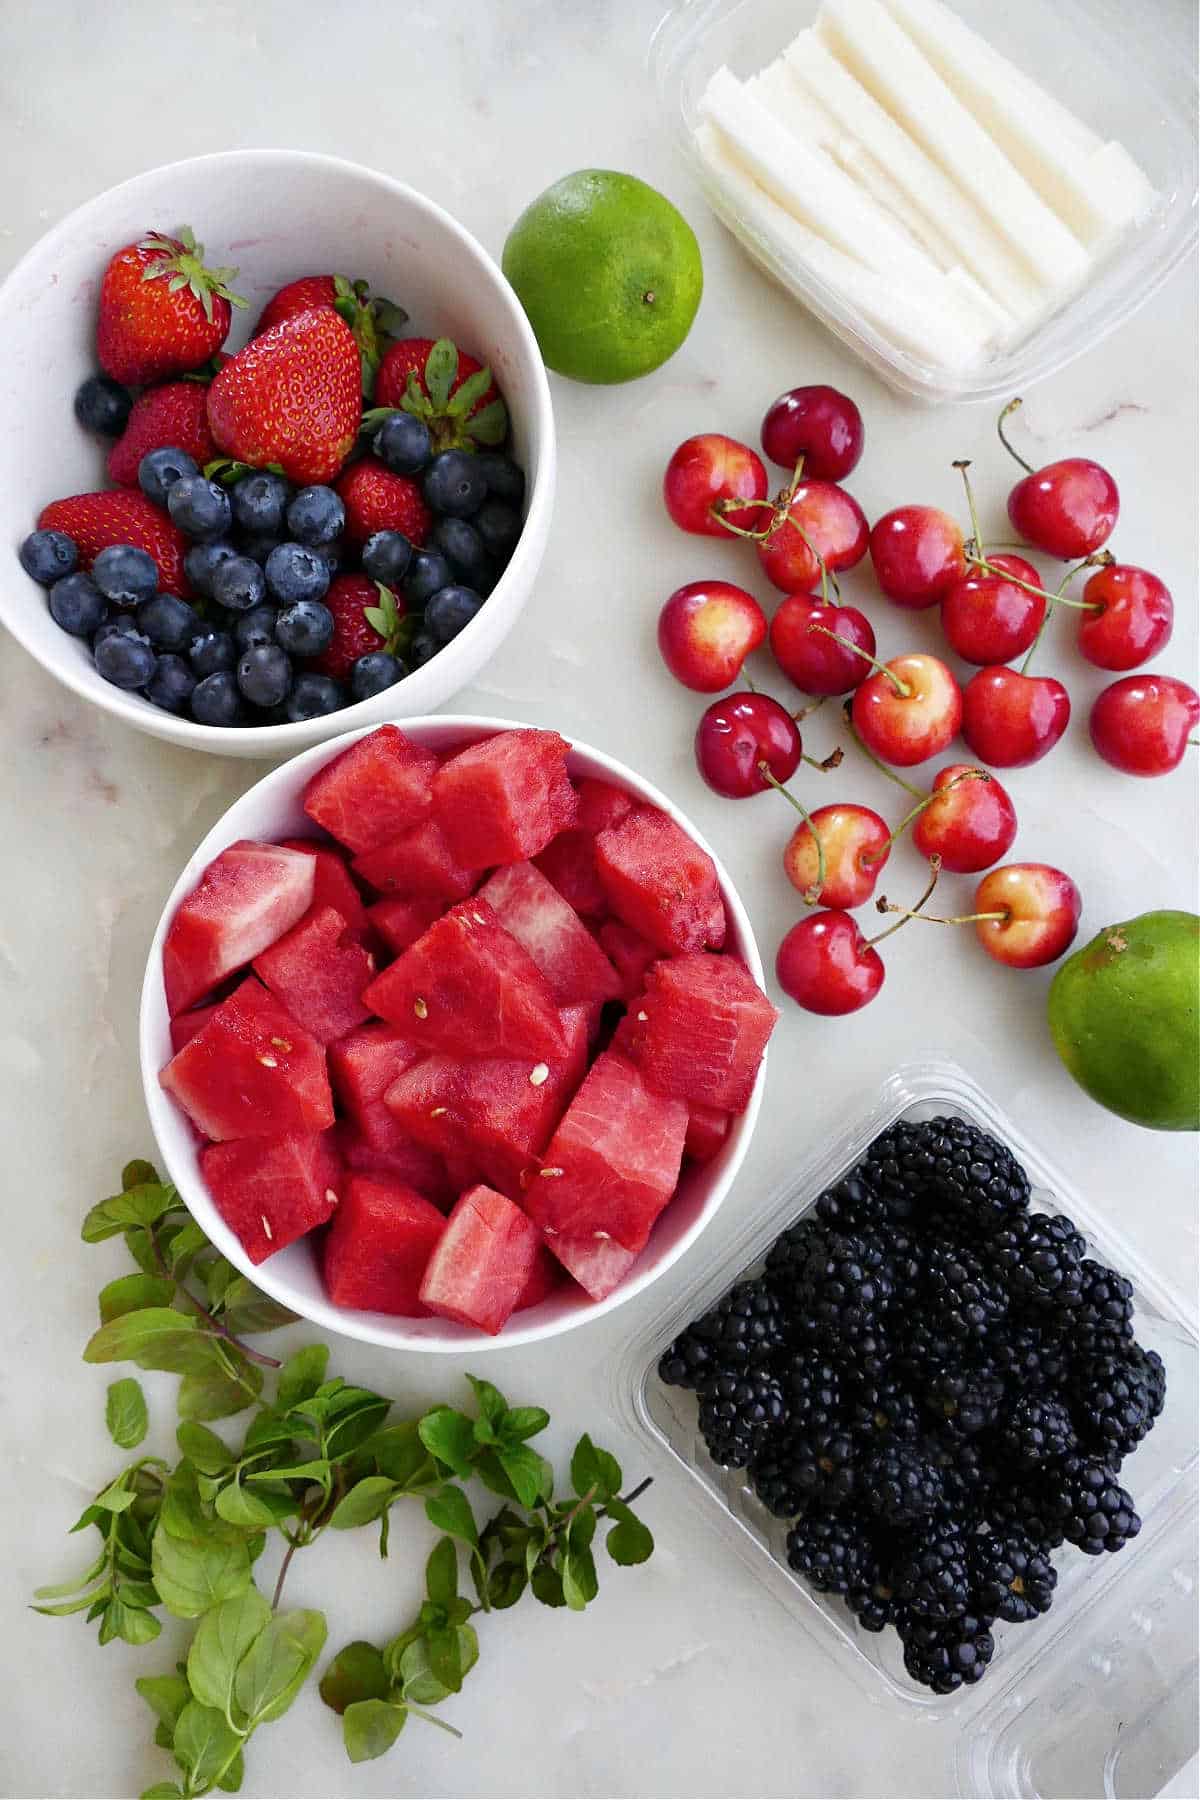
[
  {"left": 177, "top": 1357, "right": 263, "bottom": 1422},
  {"left": 187, "top": 1589, "right": 271, "bottom": 1717},
  {"left": 425, "top": 1484, "right": 478, "bottom": 1550},
  {"left": 135, "top": 1673, "right": 191, "bottom": 1734},
  {"left": 318, "top": 1641, "right": 389, "bottom": 1715},
  {"left": 276, "top": 1344, "right": 329, "bottom": 1411},
  {"left": 368, "top": 1421, "right": 438, "bottom": 1491},
  {"left": 172, "top": 1700, "right": 243, "bottom": 1793},
  {"left": 484, "top": 1558, "right": 527, "bottom": 1609},
  {"left": 328, "top": 1476, "right": 396, "bottom": 1530},
  {"left": 501, "top": 1406, "right": 550, "bottom": 1444},
  {"left": 214, "top": 1483, "right": 288, "bottom": 1530},
  {"left": 425, "top": 1537, "right": 458, "bottom": 1609},
  {"left": 496, "top": 1444, "right": 552, "bottom": 1508},
  {"left": 530, "top": 1564, "right": 566, "bottom": 1608},
  {"left": 217, "top": 1277, "right": 297, "bottom": 1335},
  {"left": 175, "top": 1422, "right": 235, "bottom": 1475},
  {"left": 561, "top": 1546, "right": 599, "bottom": 1611},
  {"left": 106, "top": 1378, "right": 148, "bottom": 1449},
  {"left": 83, "top": 1308, "right": 218, "bottom": 1376},
  {"left": 418, "top": 1406, "right": 476, "bottom": 1478},
  {"left": 343, "top": 1697, "right": 407, "bottom": 1763},
  {"left": 164, "top": 1219, "right": 209, "bottom": 1275},
  {"left": 151, "top": 1529, "right": 251, "bottom": 1620},
  {"left": 465, "top": 1375, "right": 507, "bottom": 1427},
  {"left": 604, "top": 1499, "right": 654, "bottom": 1566},
  {"left": 141, "top": 1783, "right": 184, "bottom": 1798},
  {"left": 98, "top": 1274, "right": 175, "bottom": 1323},
  {"left": 82, "top": 1184, "right": 177, "bottom": 1243},
  {"left": 570, "top": 1434, "right": 622, "bottom": 1501},
  {"left": 233, "top": 1608, "right": 326, "bottom": 1726},
  {"left": 122, "top": 1159, "right": 160, "bottom": 1190}
]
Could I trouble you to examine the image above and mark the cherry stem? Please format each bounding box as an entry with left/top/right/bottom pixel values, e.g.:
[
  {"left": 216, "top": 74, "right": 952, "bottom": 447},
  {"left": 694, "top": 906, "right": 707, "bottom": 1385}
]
[
  {"left": 803, "top": 747, "right": 844, "bottom": 772},
  {"left": 953, "top": 460, "right": 985, "bottom": 560},
  {"left": 792, "top": 695, "right": 826, "bottom": 723},
  {"left": 875, "top": 902, "right": 1009, "bottom": 926},
  {"left": 997, "top": 397, "right": 1034, "bottom": 475},
  {"left": 742, "top": 667, "right": 758, "bottom": 693},
  {"left": 842, "top": 700, "right": 925, "bottom": 799},
  {"left": 1018, "top": 562, "right": 1081, "bottom": 676},
  {"left": 806, "top": 625, "right": 911, "bottom": 697},
  {"left": 966, "top": 550, "right": 1108, "bottom": 611},
  {"left": 757, "top": 762, "right": 825, "bottom": 901},
  {"left": 865, "top": 856, "right": 942, "bottom": 947},
  {"left": 862, "top": 769, "right": 990, "bottom": 865}
]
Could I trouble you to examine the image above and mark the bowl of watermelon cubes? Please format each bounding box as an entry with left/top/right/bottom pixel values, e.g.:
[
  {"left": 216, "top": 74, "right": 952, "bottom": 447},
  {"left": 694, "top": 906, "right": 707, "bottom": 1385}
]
[{"left": 141, "top": 718, "right": 779, "bottom": 1348}]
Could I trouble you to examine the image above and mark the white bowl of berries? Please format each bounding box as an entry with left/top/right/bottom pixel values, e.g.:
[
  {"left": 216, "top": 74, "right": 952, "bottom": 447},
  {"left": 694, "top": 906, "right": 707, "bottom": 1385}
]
[
  {"left": 0, "top": 150, "right": 555, "bottom": 755},
  {"left": 140, "top": 717, "right": 778, "bottom": 1350}
]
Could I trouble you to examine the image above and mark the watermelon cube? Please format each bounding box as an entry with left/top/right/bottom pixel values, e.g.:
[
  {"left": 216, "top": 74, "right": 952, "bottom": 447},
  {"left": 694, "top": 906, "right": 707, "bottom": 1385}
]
[
  {"left": 333, "top": 1120, "right": 453, "bottom": 1207},
  {"left": 322, "top": 1174, "right": 446, "bottom": 1314},
  {"left": 159, "top": 978, "right": 335, "bottom": 1141},
  {"left": 253, "top": 905, "right": 376, "bottom": 1044},
  {"left": 544, "top": 1227, "right": 638, "bottom": 1302},
  {"left": 597, "top": 919, "right": 660, "bottom": 1001},
  {"left": 200, "top": 1130, "right": 341, "bottom": 1265},
  {"left": 479, "top": 861, "right": 620, "bottom": 1006},
  {"left": 169, "top": 1004, "right": 219, "bottom": 1055},
  {"left": 418, "top": 1184, "right": 542, "bottom": 1335},
  {"left": 302, "top": 725, "right": 437, "bottom": 853},
  {"left": 362, "top": 897, "right": 568, "bottom": 1062},
  {"left": 352, "top": 817, "right": 476, "bottom": 902},
  {"left": 367, "top": 894, "right": 444, "bottom": 956},
  {"left": 574, "top": 777, "right": 634, "bottom": 835},
  {"left": 620, "top": 952, "right": 778, "bottom": 1114},
  {"left": 433, "top": 729, "right": 577, "bottom": 868},
  {"left": 162, "top": 839, "right": 316, "bottom": 1014},
  {"left": 685, "top": 1101, "right": 732, "bottom": 1163},
  {"left": 533, "top": 830, "right": 608, "bottom": 920},
  {"left": 515, "top": 1242, "right": 564, "bottom": 1312},
  {"left": 328, "top": 1022, "right": 423, "bottom": 1138},
  {"left": 279, "top": 838, "right": 371, "bottom": 940},
  {"left": 525, "top": 1050, "right": 687, "bottom": 1254},
  {"left": 594, "top": 808, "right": 725, "bottom": 955}
]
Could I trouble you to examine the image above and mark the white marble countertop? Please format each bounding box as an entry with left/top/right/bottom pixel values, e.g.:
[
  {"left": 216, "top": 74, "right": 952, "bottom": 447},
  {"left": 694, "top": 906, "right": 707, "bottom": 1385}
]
[{"left": 1, "top": 3, "right": 1196, "bottom": 1796}]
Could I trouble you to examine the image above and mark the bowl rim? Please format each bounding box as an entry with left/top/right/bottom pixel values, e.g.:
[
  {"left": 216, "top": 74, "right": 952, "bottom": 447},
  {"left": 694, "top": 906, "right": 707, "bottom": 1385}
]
[
  {"left": 139, "top": 714, "right": 768, "bottom": 1353},
  {"left": 0, "top": 148, "right": 556, "bottom": 754}
]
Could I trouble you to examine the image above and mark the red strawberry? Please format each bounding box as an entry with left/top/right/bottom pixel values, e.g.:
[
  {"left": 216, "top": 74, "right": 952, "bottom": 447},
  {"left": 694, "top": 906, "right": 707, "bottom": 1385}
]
[
  {"left": 369, "top": 335, "right": 507, "bottom": 452},
  {"left": 255, "top": 273, "right": 407, "bottom": 396},
  {"left": 37, "top": 491, "right": 192, "bottom": 596},
  {"left": 310, "top": 575, "right": 408, "bottom": 681},
  {"left": 335, "top": 456, "right": 431, "bottom": 548},
  {"left": 206, "top": 308, "right": 361, "bottom": 484},
  {"left": 96, "top": 228, "right": 245, "bottom": 386},
  {"left": 107, "top": 381, "right": 217, "bottom": 487}
]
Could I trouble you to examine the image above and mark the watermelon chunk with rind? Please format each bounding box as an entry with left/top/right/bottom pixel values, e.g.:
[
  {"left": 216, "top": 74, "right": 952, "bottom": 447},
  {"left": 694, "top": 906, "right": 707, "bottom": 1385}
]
[
  {"left": 352, "top": 817, "right": 476, "bottom": 902},
  {"left": 367, "top": 894, "right": 444, "bottom": 956},
  {"left": 302, "top": 725, "right": 437, "bottom": 854},
  {"left": 200, "top": 1130, "right": 341, "bottom": 1265},
  {"left": 279, "top": 838, "right": 372, "bottom": 940},
  {"left": 543, "top": 1226, "right": 638, "bottom": 1302},
  {"left": 253, "top": 905, "right": 376, "bottom": 1044},
  {"left": 322, "top": 1174, "right": 445, "bottom": 1314},
  {"left": 479, "top": 861, "right": 621, "bottom": 1006},
  {"left": 433, "top": 729, "right": 577, "bottom": 868},
  {"left": 418, "top": 1184, "right": 542, "bottom": 1335},
  {"left": 163, "top": 839, "right": 315, "bottom": 1015},
  {"left": 620, "top": 952, "right": 778, "bottom": 1114},
  {"left": 159, "top": 978, "right": 334, "bottom": 1141},
  {"left": 533, "top": 830, "right": 609, "bottom": 920},
  {"left": 594, "top": 808, "right": 725, "bottom": 955}
]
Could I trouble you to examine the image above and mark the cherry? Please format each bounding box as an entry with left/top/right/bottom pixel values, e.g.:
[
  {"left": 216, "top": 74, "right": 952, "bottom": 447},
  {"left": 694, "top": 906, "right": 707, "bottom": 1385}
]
[
  {"left": 1078, "top": 565, "right": 1173, "bottom": 672},
  {"left": 870, "top": 506, "right": 966, "bottom": 609},
  {"left": 961, "top": 667, "right": 1070, "bottom": 768},
  {"left": 1089, "top": 674, "right": 1200, "bottom": 777},
  {"left": 658, "top": 580, "right": 767, "bottom": 692},
  {"left": 848, "top": 648, "right": 963, "bottom": 767},
  {"left": 695, "top": 692, "right": 802, "bottom": 797},
  {"left": 911, "top": 763, "right": 1017, "bottom": 873},
  {"left": 760, "top": 384, "right": 864, "bottom": 481},
  {"left": 770, "top": 595, "right": 876, "bottom": 696},
  {"left": 783, "top": 802, "right": 890, "bottom": 908},
  {"left": 876, "top": 860, "right": 1081, "bottom": 969},
  {"left": 777, "top": 858, "right": 941, "bottom": 1015},
  {"left": 941, "top": 553, "right": 1046, "bottom": 665},
  {"left": 757, "top": 479, "right": 869, "bottom": 592},
  {"left": 999, "top": 400, "right": 1119, "bottom": 558},
  {"left": 663, "top": 433, "right": 768, "bottom": 537}
]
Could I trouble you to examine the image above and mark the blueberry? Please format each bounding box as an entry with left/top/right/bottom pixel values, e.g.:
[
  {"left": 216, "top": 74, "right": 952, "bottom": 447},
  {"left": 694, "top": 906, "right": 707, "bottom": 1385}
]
[
  {"left": 474, "top": 452, "right": 525, "bottom": 506},
  {"left": 350, "top": 651, "right": 405, "bottom": 701},
  {"left": 404, "top": 549, "right": 455, "bottom": 607},
  {"left": 73, "top": 374, "right": 132, "bottom": 437},
  {"left": 275, "top": 599, "right": 334, "bottom": 657},
  {"left": 286, "top": 485, "right": 345, "bottom": 546},
  {"left": 234, "top": 605, "right": 279, "bottom": 652},
  {"left": 137, "top": 592, "right": 198, "bottom": 653},
  {"left": 212, "top": 554, "right": 267, "bottom": 614},
  {"left": 430, "top": 517, "right": 492, "bottom": 590},
  {"left": 238, "top": 531, "right": 285, "bottom": 566},
  {"left": 237, "top": 643, "right": 292, "bottom": 709},
  {"left": 94, "top": 614, "right": 141, "bottom": 648},
  {"left": 313, "top": 541, "right": 343, "bottom": 575},
  {"left": 19, "top": 529, "right": 78, "bottom": 586},
  {"left": 426, "top": 585, "right": 484, "bottom": 645},
  {"left": 191, "top": 669, "right": 247, "bottom": 727},
  {"left": 138, "top": 446, "right": 200, "bottom": 508},
  {"left": 410, "top": 629, "right": 440, "bottom": 667},
  {"left": 474, "top": 498, "right": 522, "bottom": 560},
  {"left": 375, "top": 412, "right": 431, "bottom": 476},
  {"left": 94, "top": 628, "right": 156, "bottom": 690},
  {"left": 265, "top": 542, "right": 331, "bottom": 606},
  {"left": 284, "top": 672, "right": 345, "bottom": 722},
  {"left": 189, "top": 628, "right": 237, "bottom": 677},
  {"left": 362, "top": 529, "right": 413, "bottom": 588},
  {"left": 168, "top": 474, "right": 233, "bottom": 541},
  {"left": 146, "top": 653, "right": 197, "bottom": 715},
  {"left": 231, "top": 471, "right": 291, "bottom": 535},
  {"left": 48, "top": 572, "right": 107, "bottom": 638},
  {"left": 182, "top": 541, "right": 233, "bottom": 599},
  {"left": 92, "top": 543, "right": 159, "bottom": 606},
  {"left": 423, "top": 449, "right": 488, "bottom": 518}
]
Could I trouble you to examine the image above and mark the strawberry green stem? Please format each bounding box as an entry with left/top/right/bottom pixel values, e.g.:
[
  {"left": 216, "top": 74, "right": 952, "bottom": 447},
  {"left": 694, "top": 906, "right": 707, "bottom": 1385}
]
[
  {"left": 997, "top": 397, "right": 1034, "bottom": 475},
  {"left": 842, "top": 701, "right": 925, "bottom": 799},
  {"left": 862, "top": 770, "right": 990, "bottom": 866},
  {"left": 807, "top": 626, "right": 911, "bottom": 697},
  {"left": 757, "top": 763, "right": 826, "bottom": 901},
  {"left": 866, "top": 856, "right": 942, "bottom": 947}
]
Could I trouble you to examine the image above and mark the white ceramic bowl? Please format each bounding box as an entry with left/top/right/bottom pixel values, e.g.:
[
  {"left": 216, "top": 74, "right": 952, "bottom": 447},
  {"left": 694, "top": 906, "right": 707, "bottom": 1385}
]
[
  {"left": 0, "top": 151, "right": 555, "bottom": 757},
  {"left": 140, "top": 717, "right": 768, "bottom": 1352}
]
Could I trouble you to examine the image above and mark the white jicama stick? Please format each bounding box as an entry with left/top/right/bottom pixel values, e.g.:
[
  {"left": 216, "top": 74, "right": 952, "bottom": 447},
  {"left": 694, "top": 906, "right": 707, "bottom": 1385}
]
[
  {"left": 815, "top": 0, "right": 1090, "bottom": 289},
  {"left": 883, "top": 0, "right": 1154, "bottom": 246},
  {"left": 834, "top": 137, "right": 960, "bottom": 272},
  {"left": 944, "top": 266, "right": 1017, "bottom": 342},
  {"left": 748, "top": 60, "right": 839, "bottom": 153},
  {"left": 784, "top": 28, "right": 1044, "bottom": 318},
  {"left": 693, "top": 120, "right": 986, "bottom": 372}
]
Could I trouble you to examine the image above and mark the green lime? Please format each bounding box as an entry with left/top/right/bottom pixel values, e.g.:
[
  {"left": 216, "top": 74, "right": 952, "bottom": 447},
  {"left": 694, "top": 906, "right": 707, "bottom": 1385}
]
[
  {"left": 1048, "top": 910, "right": 1200, "bottom": 1131},
  {"left": 502, "top": 170, "right": 703, "bottom": 384}
]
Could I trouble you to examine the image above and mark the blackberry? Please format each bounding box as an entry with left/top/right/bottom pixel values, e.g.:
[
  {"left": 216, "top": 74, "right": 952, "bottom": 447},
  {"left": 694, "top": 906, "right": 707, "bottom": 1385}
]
[
  {"left": 789, "top": 1429, "right": 860, "bottom": 1508},
  {"left": 993, "top": 1322, "right": 1070, "bottom": 1393},
  {"left": 657, "top": 1329, "right": 719, "bottom": 1393},
  {"left": 1073, "top": 1259, "right": 1135, "bottom": 1358},
  {"left": 848, "top": 1575, "right": 899, "bottom": 1633},
  {"left": 1054, "top": 1455, "right": 1141, "bottom": 1555},
  {"left": 813, "top": 1173, "right": 889, "bottom": 1233},
  {"left": 925, "top": 1243, "right": 1008, "bottom": 1342},
  {"left": 764, "top": 1217, "right": 824, "bottom": 1292},
  {"left": 924, "top": 1366, "right": 1004, "bottom": 1438},
  {"left": 998, "top": 1394, "right": 1076, "bottom": 1469},
  {"left": 749, "top": 1433, "right": 811, "bottom": 1519},
  {"left": 894, "top": 1524, "right": 971, "bottom": 1620},
  {"left": 692, "top": 1280, "right": 790, "bottom": 1363},
  {"left": 900, "top": 1609, "right": 995, "bottom": 1694},
  {"left": 988, "top": 1481, "right": 1068, "bottom": 1552},
  {"left": 779, "top": 1354, "right": 841, "bottom": 1438},
  {"left": 797, "top": 1229, "right": 892, "bottom": 1351},
  {"left": 697, "top": 1368, "right": 787, "bottom": 1469},
  {"left": 862, "top": 1443, "right": 943, "bottom": 1527},
  {"left": 991, "top": 1212, "right": 1085, "bottom": 1314},
  {"left": 896, "top": 1314, "right": 958, "bottom": 1387},
  {"left": 847, "top": 1377, "right": 921, "bottom": 1444},
  {"left": 919, "top": 1115, "right": 1031, "bottom": 1233},
  {"left": 858, "top": 1118, "right": 939, "bottom": 1219},
  {"left": 968, "top": 1530, "right": 1057, "bottom": 1624},
  {"left": 786, "top": 1511, "right": 876, "bottom": 1596},
  {"left": 1070, "top": 1346, "right": 1162, "bottom": 1462}
]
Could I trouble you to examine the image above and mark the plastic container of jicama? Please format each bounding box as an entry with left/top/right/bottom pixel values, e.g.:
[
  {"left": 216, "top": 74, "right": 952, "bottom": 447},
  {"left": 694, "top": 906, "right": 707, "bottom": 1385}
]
[
  {"left": 611, "top": 1063, "right": 1200, "bottom": 1795},
  {"left": 650, "top": 0, "right": 1198, "bottom": 403}
]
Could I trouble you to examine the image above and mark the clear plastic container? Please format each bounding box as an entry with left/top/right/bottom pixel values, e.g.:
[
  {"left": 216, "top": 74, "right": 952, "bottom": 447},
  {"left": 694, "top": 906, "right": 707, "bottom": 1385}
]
[
  {"left": 612, "top": 1062, "right": 1199, "bottom": 1794},
  {"left": 650, "top": 0, "right": 1199, "bottom": 403}
]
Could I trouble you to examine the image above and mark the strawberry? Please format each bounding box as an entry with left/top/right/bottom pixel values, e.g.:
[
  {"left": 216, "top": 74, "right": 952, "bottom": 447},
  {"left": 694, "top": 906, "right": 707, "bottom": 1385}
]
[
  {"left": 367, "top": 335, "right": 507, "bottom": 452},
  {"left": 107, "top": 381, "right": 217, "bottom": 487},
  {"left": 206, "top": 308, "right": 362, "bottom": 484},
  {"left": 37, "top": 491, "right": 192, "bottom": 596},
  {"left": 96, "top": 228, "right": 245, "bottom": 385},
  {"left": 309, "top": 576, "right": 408, "bottom": 681},
  {"left": 255, "top": 274, "right": 407, "bottom": 396},
  {"left": 335, "top": 456, "right": 431, "bottom": 548}
]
